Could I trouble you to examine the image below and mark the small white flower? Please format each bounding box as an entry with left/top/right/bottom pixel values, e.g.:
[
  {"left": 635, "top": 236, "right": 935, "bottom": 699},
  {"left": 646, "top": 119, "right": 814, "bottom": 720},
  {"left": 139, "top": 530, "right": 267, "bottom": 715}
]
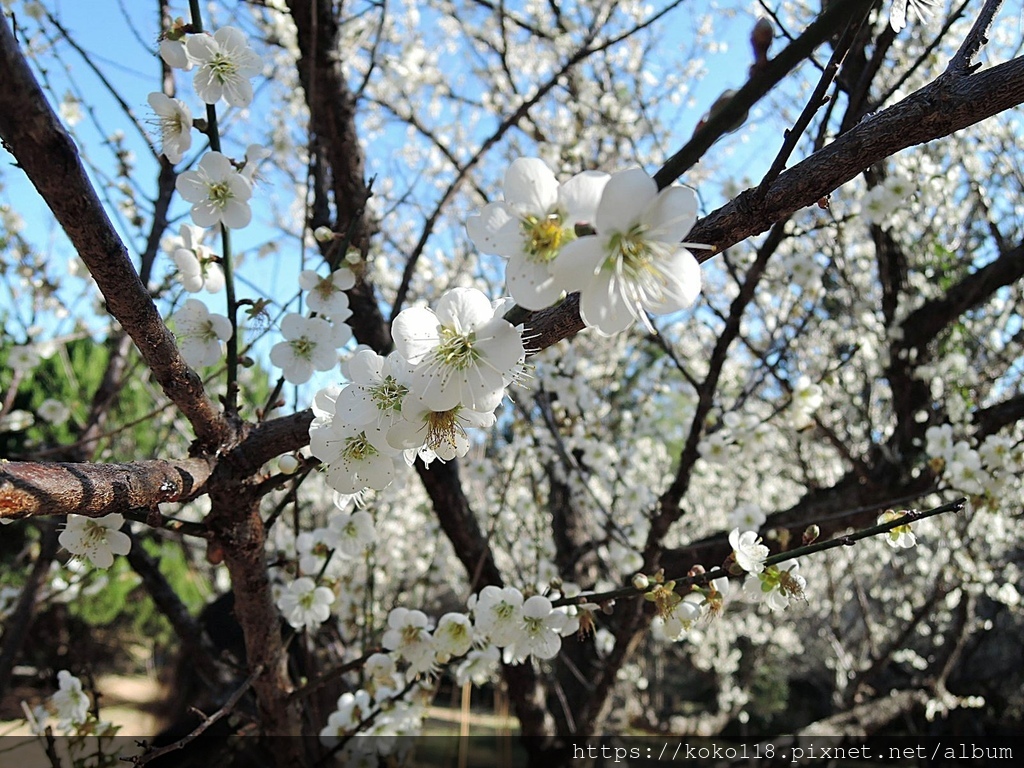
[
  {"left": 326, "top": 510, "right": 376, "bottom": 558},
  {"left": 728, "top": 503, "right": 766, "bottom": 532},
  {"left": 387, "top": 396, "right": 496, "bottom": 462},
  {"left": 334, "top": 350, "right": 412, "bottom": 435},
  {"left": 270, "top": 313, "right": 351, "bottom": 384},
  {"left": 299, "top": 268, "right": 355, "bottom": 320},
  {"left": 59, "top": 513, "right": 131, "bottom": 569},
  {"left": 507, "top": 595, "right": 567, "bottom": 662},
  {"left": 38, "top": 398, "right": 71, "bottom": 426},
  {"left": 467, "top": 158, "right": 609, "bottom": 310},
  {"left": 878, "top": 509, "right": 917, "bottom": 549},
  {"left": 309, "top": 415, "right": 398, "bottom": 495},
  {"left": 470, "top": 586, "right": 524, "bottom": 647},
  {"left": 455, "top": 645, "right": 500, "bottom": 687},
  {"left": 743, "top": 560, "right": 806, "bottom": 611},
  {"left": 381, "top": 608, "right": 435, "bottom": 675},
  {"left": 186, "top": 26, "right": 263, "bottom": 108},
  {"left": 171, "top": 224, "right": 224, "bottom": 293},
  {"left": 176, "top": 151, "right": 253, "bottom": 229},
  {"left": 890, "top": 0, "right": 939, "bottom": 32},
  {"left": 433, "top": 612, "right": 475, "bottom": 662},
  {"left": 50, "top": 671, "right": 89, "bottom": 733},
  {"left": 729, "top": 528, "right": 769, "bottom": 575},
  {"left": 276, "top": 576, "right": 334, "bottom": 631},
  {"left": 8, "top": 345, "right": 41, "bottom": 372},
  {"left": 550, "top": 168, "right": 702, "bottom": 336},
  {"left": 147, "top": 92, "right": 192, "bottom": 164},
  {"left": 392, "top": 287, "right": 524, "bottom": 412},
  {"left": 171, "top": 298, "right": 232, "bottom": 368}
]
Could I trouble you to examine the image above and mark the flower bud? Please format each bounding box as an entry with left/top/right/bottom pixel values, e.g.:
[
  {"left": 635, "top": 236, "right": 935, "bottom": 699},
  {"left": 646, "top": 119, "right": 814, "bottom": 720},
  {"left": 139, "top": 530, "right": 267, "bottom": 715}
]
[
  {"left": 750, "top": 17, "right": 773, "bottom": 64},
  {"left": 802, "top": 524, "right": 820, "bottom": 545},
  {"left": 632, "top": 573, "right": 650, "bottom": 590},
  {"left": 277, "top": 454, "right": 300, "bottom": 474},
  {"left": 314, "top": 226, "right": 335, "bottom": 243}
]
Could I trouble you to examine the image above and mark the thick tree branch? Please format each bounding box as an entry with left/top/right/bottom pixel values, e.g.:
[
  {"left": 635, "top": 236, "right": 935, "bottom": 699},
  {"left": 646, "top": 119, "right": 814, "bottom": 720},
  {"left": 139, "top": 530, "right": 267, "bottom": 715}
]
[
  {"left": 0, "top": 14, "right": 229, "bottom": 450},
  {"left": 0, "top": 458, "right": 213, "bottom": 520}
]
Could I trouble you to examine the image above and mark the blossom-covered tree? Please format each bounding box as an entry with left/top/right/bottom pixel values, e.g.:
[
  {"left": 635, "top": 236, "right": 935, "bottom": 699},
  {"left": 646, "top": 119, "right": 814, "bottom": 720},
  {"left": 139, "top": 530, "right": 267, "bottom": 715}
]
[{"left": 1, "top": 0, "right": 1022, "bottom": 765}]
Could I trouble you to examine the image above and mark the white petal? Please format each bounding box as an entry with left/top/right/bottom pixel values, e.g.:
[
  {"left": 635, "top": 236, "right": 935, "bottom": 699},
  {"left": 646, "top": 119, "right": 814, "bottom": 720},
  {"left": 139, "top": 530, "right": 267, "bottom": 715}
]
[
  {"left": 640, "top": 185, "right": 698, "bottom": 244},
  {"left": 558, "top": 170, "right": 609, "bottom": 225},
  {"left": 392, "top": 306, "right": 439, "bottom": 363},
  {"left": 503, "top": 158, "right": 558, "bottom": 214},
  {"left": 596, "top": 168, "right": 657, "bottom": 234},
  {"left": 645, "top": 249, "right": 702, "bottom": 315}
]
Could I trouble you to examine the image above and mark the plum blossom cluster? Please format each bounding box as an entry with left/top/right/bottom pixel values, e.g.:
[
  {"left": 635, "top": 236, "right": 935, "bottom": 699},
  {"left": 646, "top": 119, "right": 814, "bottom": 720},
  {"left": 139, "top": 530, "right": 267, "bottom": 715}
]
[
  {"left": 309, "top": 287, "right": 524, "bottom": 495},
  {"left": 924, "top": 424, "right": 1022, "bottom": 502},
  {"left": 379, "top": 584, "right": 584, "bottom": 680},
  {"left": 468, "top": 158, "right": 704, "bottom": 336},
  {"left": 646, "top": 574, "right": 731, "bottom": 642},
  {"left": 319, "top": 657, "right": 425, "bottom": 763},
  {"left": 273, "top": 509, "right": 377, "bottom": 632}
]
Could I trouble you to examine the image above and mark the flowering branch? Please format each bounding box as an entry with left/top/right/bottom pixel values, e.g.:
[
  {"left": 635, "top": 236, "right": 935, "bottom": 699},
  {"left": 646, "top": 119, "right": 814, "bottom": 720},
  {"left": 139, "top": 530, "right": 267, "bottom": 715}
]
[
  {"left": 554, "top": 498, "right": 967, "bottom": 608},
  {"left": 0, "top": 14, "right": 230, "bottom": 450}
]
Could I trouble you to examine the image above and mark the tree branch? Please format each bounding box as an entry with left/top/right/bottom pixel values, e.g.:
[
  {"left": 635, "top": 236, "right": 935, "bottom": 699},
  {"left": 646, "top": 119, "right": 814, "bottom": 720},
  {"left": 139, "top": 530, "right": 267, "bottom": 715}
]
[
  {"left": 0, "top": 13, "right": 229, "bottom": 450},
  {"left": 0, "top": 458, "right": 213, "bottom": 520}
]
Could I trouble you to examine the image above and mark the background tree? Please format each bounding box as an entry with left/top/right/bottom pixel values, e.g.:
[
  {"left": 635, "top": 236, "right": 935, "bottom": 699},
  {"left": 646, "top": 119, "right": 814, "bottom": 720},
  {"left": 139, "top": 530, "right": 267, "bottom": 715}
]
[{"left": 1, "top": 0, "right": 1022, "bottom": 765}]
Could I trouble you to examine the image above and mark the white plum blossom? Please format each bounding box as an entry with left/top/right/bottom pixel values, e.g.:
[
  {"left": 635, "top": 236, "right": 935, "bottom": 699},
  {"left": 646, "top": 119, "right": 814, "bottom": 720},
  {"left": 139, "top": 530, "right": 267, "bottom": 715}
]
[
  {"left": 506, "top": 595, "right": 568, "bottom": 662},
  {"left": 50, "top": 671, "right": 89, "bottom": 733},
  {"left": 660, "top": 592, "right": 704, "bottom": 641},
  {"left": 471, "top": 585, "right": 525, "bottom": 647},
  {"left": 38, "top": 398, "right": 71, "bottom": 426},
  {"left": 270, "top": 313, "right": 351, "bottom": 384},
  {"left": 729, "top": 528, "right": 769, "bottom": 575},
  {"left": 310, "top": 415, "right": 398, "bottom": 495},
  {"left": 299, "top": 267, "right": 356, "bottom": 320},
  {"left": 326, "top": 510, "right": 376, "bottom": 558},
  {"left": 392, "top": 287, "right": 524, "bottom": 412},
  {"left": 729, "top": 502, "right": 766, "bottom": 532},
  {"left": 743, "top": 560, "right": 806, "bottom": 611},
  {"left": 277, "top": 577, "right": 334, "bottom": 631},
  {"left": 8, "top": 345, "right": 40, "bottom": 372},
  {"left": 171, "top": 298, "right": 232, "bottom": 368},
  {"left": 59, "top": 513, "right": 131, "bottom": 569},
  {"left": 171, "top": 224, "right": 224, "bottom": 293},
  {"left": 186, "top": 26, "right": 263, "bottom": 108},
  {"left": 467, "top": 157, "right": 609, "bottom": 310},
  {"left": 382, "top": 608, "right": 435, "bottom": 675},
  {"left": 878, "top": 509, "right": 917, "bottom": 549},
  {"left": 550, "top": 167, "right": 702, "bottom": 336},
  {"left": 176, "top": 151, "right": 253, "bottom": 229},
  {"left": 386, "top": 396, "right": 496, "bottom": 462},
  {"left": 147, "top": 92, "right": 192, "bottom": 164},
  {"left": 890, "top": 0, "right": 939, "bottom": 32},
  {"left": 455, "top": 645, "right": 500, "bottom": 687},
  {"left": 319, "top": 689, "right": 373, "bottom": 745},
  {"left": 334, "top": 350, "right": 412, "bottom": 437},
  {"left": 433, "top": 612, "right": 475, "bottom": 662}
]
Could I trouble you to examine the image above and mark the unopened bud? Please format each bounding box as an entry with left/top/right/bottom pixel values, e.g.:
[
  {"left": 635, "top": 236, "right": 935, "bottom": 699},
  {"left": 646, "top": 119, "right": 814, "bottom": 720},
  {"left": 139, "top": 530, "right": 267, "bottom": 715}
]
[
  {"left": 688, "top": 564, "right": 706, "bottom": 577},
  {"left": 703, "top": 89, "right": 748, "bottom": 136},
  {"left": 751, "top": 18, "right": 774, "bottom": 63},
  {"left": 277, "top": 454, "right": 300, "bottom": 474},
  {"left": 802, "top": 524, "right": 820, "bottom": 545},
  {"left": 313, "top": 226, "right": 335, "bottom": 243},
  {"left": 632, "top": 573, "right": 650, "bottom": 590}
]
